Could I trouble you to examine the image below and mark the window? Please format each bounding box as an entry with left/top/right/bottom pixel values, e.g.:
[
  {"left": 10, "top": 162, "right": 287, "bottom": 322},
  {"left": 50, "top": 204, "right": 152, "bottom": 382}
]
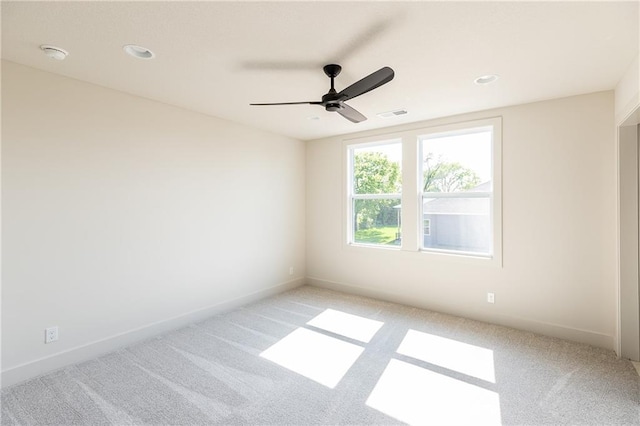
[
  {"left": 347, "top": 141, "right": 402, "bottom": 247},
  {"left": 420, "top": 126, "right": 494, "bottom": 256},
  {"left": 344, "top": 117, "right": 501, "bottom": 263}
]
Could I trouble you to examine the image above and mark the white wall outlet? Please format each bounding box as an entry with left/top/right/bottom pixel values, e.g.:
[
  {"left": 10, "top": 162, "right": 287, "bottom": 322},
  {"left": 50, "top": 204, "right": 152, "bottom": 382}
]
[
  {"left": 487, "top": 293, "right": 495, "bottom": 304},
  {"left": 45, "top": 326, "right": 59, "bottom": 343},
  {"left": 289, "top": 267, "right": 294, "bottom": 275}
]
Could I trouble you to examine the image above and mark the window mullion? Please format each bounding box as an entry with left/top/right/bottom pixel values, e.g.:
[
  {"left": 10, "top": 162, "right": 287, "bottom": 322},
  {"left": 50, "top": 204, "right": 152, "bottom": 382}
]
[{"left": 400, "top": 133, "right": 419, "bottom": 251}]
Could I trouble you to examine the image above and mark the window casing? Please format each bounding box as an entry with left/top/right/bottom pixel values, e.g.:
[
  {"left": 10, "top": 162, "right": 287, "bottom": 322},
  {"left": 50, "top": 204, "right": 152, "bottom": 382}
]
[
  {"left": 420, "top": 126, "right": 494, "bottom": 257},
  {"left": 344, "top": 117, "right": 501, "bottom": 264}
]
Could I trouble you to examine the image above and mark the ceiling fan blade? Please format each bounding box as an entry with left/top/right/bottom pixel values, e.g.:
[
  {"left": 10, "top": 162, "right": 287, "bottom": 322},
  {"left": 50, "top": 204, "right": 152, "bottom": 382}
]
[
  {"left": 337, "top": 103, "right": 367, "bottom": 123},
  {"left": 337, "top": 67, "right": 394, "bottom": 101},
  {"left": 250, "top": 101, "right": 322, "bottom": 106}
]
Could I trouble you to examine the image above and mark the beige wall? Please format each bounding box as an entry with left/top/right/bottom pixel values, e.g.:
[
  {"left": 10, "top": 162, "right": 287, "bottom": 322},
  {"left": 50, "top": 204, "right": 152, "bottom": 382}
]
[
  {"left": 1, "top": 61, "right": 306, "bottom": 384},
  {"left": 306, "top": 91, "right": 616, "bottom": 349},
  {"left": 615, "top": 55, "right": 639, "bottom": 125}
]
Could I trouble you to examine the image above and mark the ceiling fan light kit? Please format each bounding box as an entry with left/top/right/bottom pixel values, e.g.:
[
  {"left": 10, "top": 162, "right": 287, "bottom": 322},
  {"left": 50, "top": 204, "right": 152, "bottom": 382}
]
[{"left": 250, "top": 64, "right": 395, "bottom": 123}]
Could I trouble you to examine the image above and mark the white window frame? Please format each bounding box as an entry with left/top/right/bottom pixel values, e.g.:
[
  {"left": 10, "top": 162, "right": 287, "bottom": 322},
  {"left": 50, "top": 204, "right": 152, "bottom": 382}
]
[
  {"left": 343, "top": 117, "right": 502, "bottom": 267},
  {"left": 346, "top": 138, "right": 402, "bottom": 248},
  {"left": 418, "top": 119, "right": 501, "bottom": 260}
]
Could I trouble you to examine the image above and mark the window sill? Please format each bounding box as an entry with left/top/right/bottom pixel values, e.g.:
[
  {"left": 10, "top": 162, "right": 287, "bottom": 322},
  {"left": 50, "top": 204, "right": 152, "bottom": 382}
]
[
  {"left": 343, "top": 241, "right": 502, "bottom": 267},
  {"left": 419, "top": 248, "right": 502, "bottom": 267}
]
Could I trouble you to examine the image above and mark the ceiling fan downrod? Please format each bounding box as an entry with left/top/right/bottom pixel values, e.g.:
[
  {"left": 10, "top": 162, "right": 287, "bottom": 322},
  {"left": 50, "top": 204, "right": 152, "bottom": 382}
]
[{"left": 322, "top": 64, "right": 342, "bottom": 111}]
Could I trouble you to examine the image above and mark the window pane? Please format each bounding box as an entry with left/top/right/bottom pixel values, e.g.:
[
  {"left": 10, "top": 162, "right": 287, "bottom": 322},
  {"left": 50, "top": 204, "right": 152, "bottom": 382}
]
[
  {"left": 420, "top": 127, "right": 493, "bottom": 256},
  {"left": 422, "top": 196, "right": 490, "bottom": 254},
  {"left": 353, "top": 144, "right": 402, "bottom": 195},
  {"left": 353, "top": 199, "right": 401, "bottom": 246},
  {"left": 421, "top": 130, "right": 491, "bottom": 194}
]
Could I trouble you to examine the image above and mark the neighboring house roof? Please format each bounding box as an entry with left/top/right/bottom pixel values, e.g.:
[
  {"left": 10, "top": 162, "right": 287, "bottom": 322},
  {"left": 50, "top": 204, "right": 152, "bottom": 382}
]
[
  {"left": 423, "top": 181, "right": 491, "bottom": 216},
  {"left": 465, "top": 181, "right": 491, "bottom": 192}
]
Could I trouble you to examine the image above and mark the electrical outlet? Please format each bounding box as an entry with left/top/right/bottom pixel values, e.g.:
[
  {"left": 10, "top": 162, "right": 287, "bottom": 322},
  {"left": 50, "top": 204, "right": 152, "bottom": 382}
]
[
  {"left": 45, "top": 326, "right": 59, "bottom": 343},
  {"left": 289, "top": 267, "right": 294, "bottom": 275},
  {"left": 487, "top": 293, "right": 495, "bottom": 304}
]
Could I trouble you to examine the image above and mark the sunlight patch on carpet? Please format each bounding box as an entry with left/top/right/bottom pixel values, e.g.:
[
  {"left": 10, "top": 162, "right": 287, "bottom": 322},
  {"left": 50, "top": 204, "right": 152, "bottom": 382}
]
[
  {"left": 260, "top": 327, "right": 364, "bottom": 388},
  {"left": 306, "top": 309, "right": 384, "bottom": 343},
  {"left": 366, "top": 359, "right": 501, "bottom": 425},
  {"left": 397, "top": 329, "right": 496, "bottom": 383}
]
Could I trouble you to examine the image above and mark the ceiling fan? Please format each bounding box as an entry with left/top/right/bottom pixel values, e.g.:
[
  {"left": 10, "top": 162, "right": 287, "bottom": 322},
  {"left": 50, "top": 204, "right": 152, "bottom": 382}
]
[{"left": 250, "top": 64, "right": 395, "bottom": 123}]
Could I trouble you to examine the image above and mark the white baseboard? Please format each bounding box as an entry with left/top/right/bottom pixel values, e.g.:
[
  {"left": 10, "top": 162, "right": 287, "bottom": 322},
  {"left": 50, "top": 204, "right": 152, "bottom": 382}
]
[
  {"left": 1, "top": 278, "right": 304, "bottom": 389},
  {"left": 307, "top": 276, "right": 614, "bottom": 350}
]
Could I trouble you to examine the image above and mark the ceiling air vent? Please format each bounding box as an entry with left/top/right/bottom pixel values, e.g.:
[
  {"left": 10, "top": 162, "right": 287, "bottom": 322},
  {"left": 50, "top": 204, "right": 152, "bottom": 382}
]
[{"left": 377, "top": 109, "right": 408, "bottom": 119}]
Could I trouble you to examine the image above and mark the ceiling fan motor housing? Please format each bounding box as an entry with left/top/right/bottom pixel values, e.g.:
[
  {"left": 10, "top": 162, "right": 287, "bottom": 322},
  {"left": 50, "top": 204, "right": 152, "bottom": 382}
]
[{"left": 322, "top": 89, "right": 344, "bottom": 111}]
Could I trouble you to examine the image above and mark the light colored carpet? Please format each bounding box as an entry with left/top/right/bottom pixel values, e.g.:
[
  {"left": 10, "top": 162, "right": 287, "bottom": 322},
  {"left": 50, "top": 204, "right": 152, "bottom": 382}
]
[{"left": 2, "top": 285, "right": 639, "bottom": 425}]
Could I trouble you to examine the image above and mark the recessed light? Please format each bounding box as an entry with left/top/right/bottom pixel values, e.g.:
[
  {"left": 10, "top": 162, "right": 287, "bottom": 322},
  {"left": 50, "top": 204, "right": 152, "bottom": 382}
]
[
  {"left": 474, "top": 75, "right": 499, "bottom": 85},
  {"left": 123, "top": 44, "right": 155, "bottom": 60},
  {"left": 40, "top": 45, "right": 68, "bottom": 61},
  {"left": 377, "top": 109, "right": 408, "bottom": 118}
]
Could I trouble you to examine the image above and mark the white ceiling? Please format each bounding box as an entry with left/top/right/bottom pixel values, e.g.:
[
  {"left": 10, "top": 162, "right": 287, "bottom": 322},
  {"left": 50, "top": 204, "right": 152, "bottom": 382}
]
[{"left": 2, "top": 1, "right": 638, "bottom": 141}]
